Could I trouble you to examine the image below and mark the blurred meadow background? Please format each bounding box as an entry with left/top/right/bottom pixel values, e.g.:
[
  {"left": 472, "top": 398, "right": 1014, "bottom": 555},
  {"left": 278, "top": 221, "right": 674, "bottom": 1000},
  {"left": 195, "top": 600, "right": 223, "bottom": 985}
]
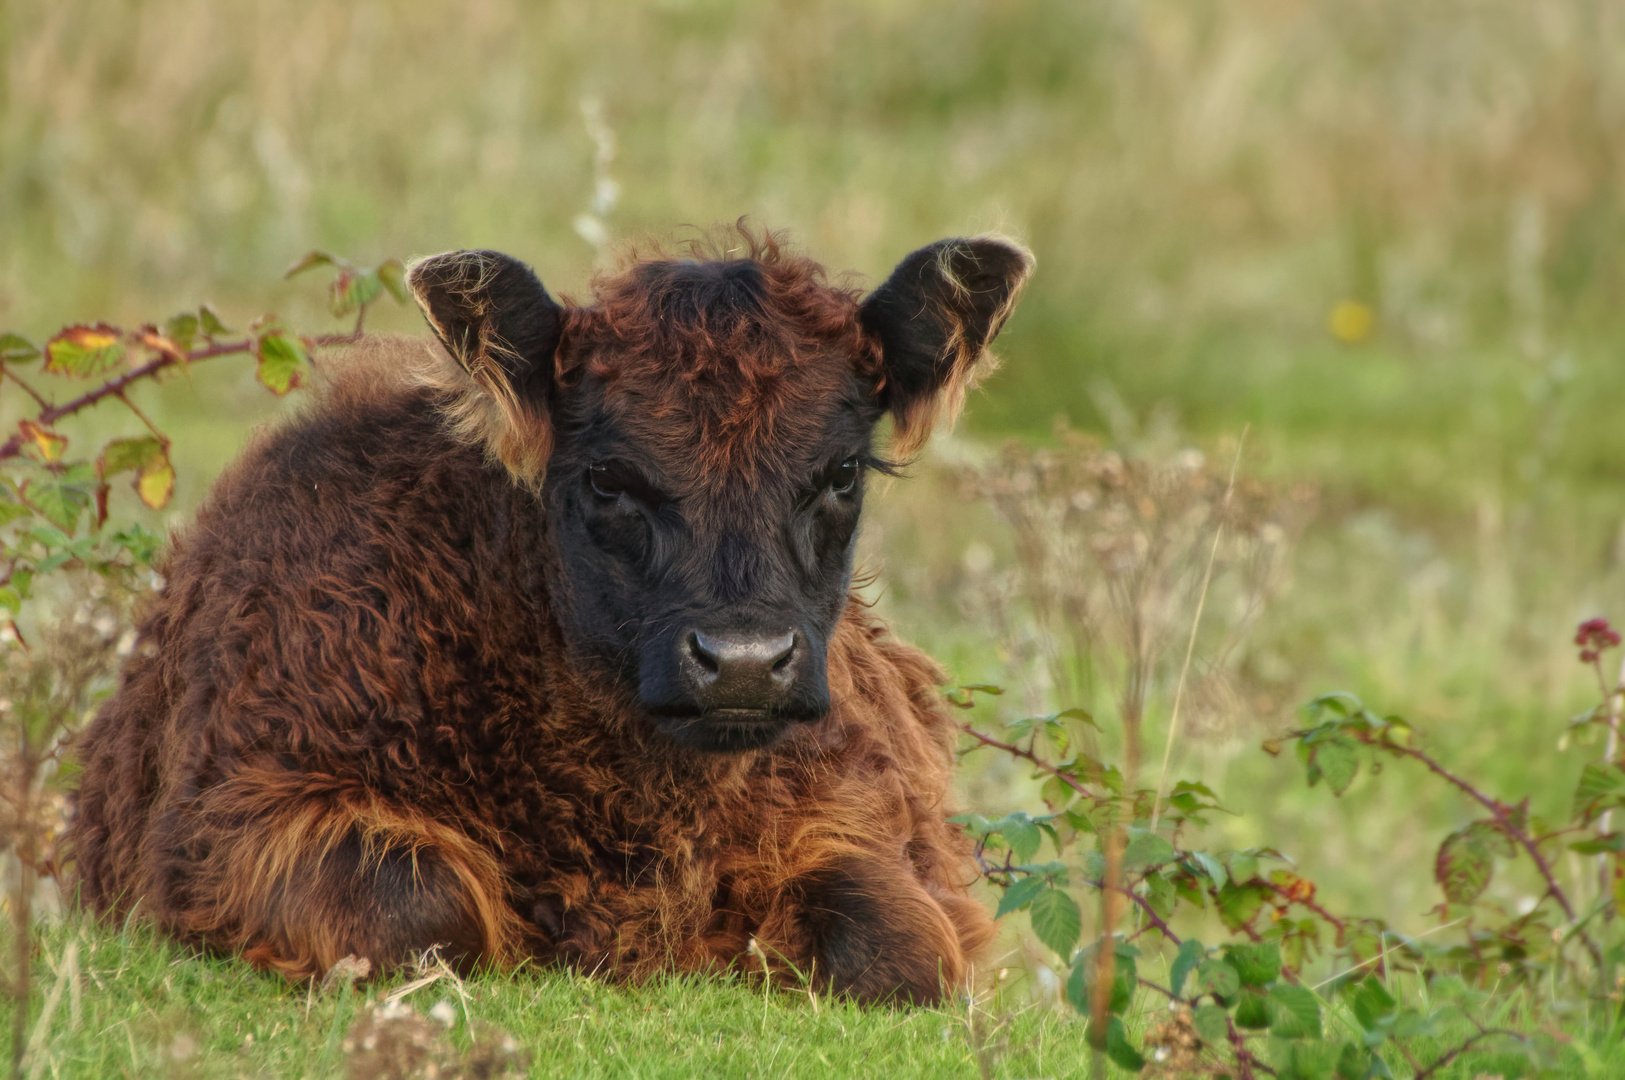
[{"left": 6, "top": 0, "right": 1625, "bottom": 1015}]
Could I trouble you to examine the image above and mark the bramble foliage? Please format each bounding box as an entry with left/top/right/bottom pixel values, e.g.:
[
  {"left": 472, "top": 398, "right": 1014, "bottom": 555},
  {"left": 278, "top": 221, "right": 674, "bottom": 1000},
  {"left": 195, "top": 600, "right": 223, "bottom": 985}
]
[
  {"left": 953, "top": 616, "right": 1625, "bottom": 1077},
  {"left": 0, "top": 254, "right": 401, "bottom": 1080}
]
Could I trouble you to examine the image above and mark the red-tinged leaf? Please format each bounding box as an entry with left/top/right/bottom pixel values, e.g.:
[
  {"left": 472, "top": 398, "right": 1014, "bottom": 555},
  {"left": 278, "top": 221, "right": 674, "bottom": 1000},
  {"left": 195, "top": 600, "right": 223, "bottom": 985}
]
[
  {"left": 329, "top": 267, "right": 383, "bottom": 317},
  {"left": 137, "top": 326, "right": 185, "bottom": 362},
  {"left": 0, "top": 333, "right": 40, "bottom": 364},
  {"left": 1435, "top": 823, "right": 1499, "bottom": 904},
  {"left": 1217, "top": 881, "right": 1267, "bottom": 930},
  {"left": 98, "top": 436, "right": 166, "bottom": 478},
  {"left": 256, "top": 332, "right": 308, "bottom": 396},
  {"left": 45, "top": 323, "right": 127, "bottom": 377},
  {"left": 18, "top": 420, "right": 66, "bottom": 462},
  {"left": 94, "top": 481, "right": 110, "bottom": 529},
  {"left": 284, "top": 250, "right": 343, "bottom": 278},
  {"left": 135, "top": 453, "right": 175, "bottom": 509}
]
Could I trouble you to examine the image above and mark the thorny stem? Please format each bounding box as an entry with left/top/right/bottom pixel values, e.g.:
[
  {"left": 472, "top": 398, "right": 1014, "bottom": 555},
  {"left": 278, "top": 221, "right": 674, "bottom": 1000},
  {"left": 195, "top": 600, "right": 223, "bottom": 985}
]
[
  {"left": 957, "top": 721, "right": 1098, "bottom": 800},
  {"left": 1227, "top": 1015, "right": 1274, "bottom": 1078},
  {"left": 0, "top": 331, "right": 357, "bottom": 462},
  {"left": 1351, "top": 730, "right": 1602, "bottom": 964}
]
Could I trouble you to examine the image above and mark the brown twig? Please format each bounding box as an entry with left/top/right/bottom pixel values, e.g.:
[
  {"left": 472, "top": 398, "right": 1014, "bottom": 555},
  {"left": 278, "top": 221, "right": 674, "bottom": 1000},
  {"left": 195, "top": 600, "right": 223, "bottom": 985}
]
[
  {"left": 0, "top": 332, "right": 356, "bottom": 462},
  {"left": 1411, "top": 1027, "right": 1526, "bottom": 1079},
  {"left": 957, "top": 721, "right": 1099, "bottom": 800}
]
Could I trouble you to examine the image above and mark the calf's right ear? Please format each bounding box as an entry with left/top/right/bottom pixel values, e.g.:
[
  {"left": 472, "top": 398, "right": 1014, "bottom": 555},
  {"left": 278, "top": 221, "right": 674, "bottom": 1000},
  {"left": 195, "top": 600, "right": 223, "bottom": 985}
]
[{"left": 407, "top": 249, "right": 564, "bottom": 485}]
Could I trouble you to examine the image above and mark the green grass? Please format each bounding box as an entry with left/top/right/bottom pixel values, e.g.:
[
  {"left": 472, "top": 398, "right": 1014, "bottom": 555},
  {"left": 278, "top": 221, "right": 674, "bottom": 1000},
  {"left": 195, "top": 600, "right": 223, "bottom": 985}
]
[{"left": 12, "top": 917, "right": 1623, "bottom": 1079}]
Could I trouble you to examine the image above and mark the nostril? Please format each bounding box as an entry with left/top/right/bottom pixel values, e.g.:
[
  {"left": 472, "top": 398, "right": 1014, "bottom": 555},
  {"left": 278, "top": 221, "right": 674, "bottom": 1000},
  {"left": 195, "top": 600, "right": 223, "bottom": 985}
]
[
  {"left": 769, "top": 635, "right": 796, "bottom": 675},
  {"left": 687, "top": 631, "right": 721, "bottom": 675}
]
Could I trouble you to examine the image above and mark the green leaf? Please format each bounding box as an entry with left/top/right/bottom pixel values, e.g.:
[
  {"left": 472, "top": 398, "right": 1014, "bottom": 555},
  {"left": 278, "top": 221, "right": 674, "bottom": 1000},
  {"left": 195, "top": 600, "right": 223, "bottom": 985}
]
[
  {"left": 0, "top": 332, "right": 40, "bottom": 364},
  {"left": 1573, "top": 763, "right": 1625, "bottom": 821},
  {"left": 1267, "top": 982, "right": 1322, "bottom": 1038},
  {"left": 1275, "top": 1037, "right": 1341, "bottom": 1080},
  {"left": 99, "top": 436, "right": 166, "bottom": 478},
  {"left": 1335, "top": 1041, "right": 1391, "bottom": 1080},
  {"left": 1311, "top": 736, "right": 1360, "bottom": 795},
  {"left": 256, "top": 332, "right": 308, "bottom": 396},
  {"left": 110, "top": 524, "right": 161, "bottom": 565},
  {"left": 1169, "top": 939, "right": 1205, "bottom": 997},
  {"left": 377, "top": 258, "right": 410, "bottom": 304},
  {"left": 0, "top": 495, "right": 32, "bottom": 526},
  {"left": 198, "top": 304, "right": 231, "bottom": 336},
  {"left": 1234, "top": 986, "right": 1269, "bottom": 1029},
  {"left": 1348, "top": 977, "right": 1396, "bottom": 1032},
  {"left": 1226, "top": 850, "right": 1260, "bottom": 884},
  {"left": 44, "top": 324, "right": 126, "bottom": 377},
  {"left": 284, "top": 250, "right": 343, "bottom": 278},
  {"left": 1194, "top": 958, "right": 1240, "bottom": 1002},
  {"left": 1143, "top": 871, "right": 1175, "bottom": 918},
  {"left": 995, "top": 874, "right": 1047, "bottom": 919},
  {"left": 164, "top": 312, "right": 200, "bottom": 350},
  {"left": 1193, "top": 1003, "right": 1230, "bottom": 1045},
  {"left": 1028, "top": 886, "right": 1082, "bottom": 958},
  {"left": 1123, "top": 830, "right": 1178, "bottom": 869},
  {"left": 1217, "top": 882, "right": 1266, "bottom": 930},
  {"left": 1191, "top": 850, "right": 1227, "bottom": 887},
  {"left": 21, "top": 479, "right": 90, "bottom": 533},
  {"left": 995, "top": 813, "right": 1043, "bottom": 864},
  {"left": 1102, "top": 1016, "right": 1145, "bottom": 1072},
  {"left": 1570, "top": 834, "right": 1625, "bottom": 854},
  {"left": 1226, "top": 943, "right": 1282, "bottom": 987},
  {"left": 0, "top": 587, "right": 20, "bottom": 615}
]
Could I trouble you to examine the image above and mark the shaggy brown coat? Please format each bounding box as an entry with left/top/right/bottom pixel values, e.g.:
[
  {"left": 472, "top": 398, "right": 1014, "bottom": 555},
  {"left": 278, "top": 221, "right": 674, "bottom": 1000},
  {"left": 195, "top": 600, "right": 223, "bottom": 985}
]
[{"left": 68, "top": 230, "right": 1031, "bottom": 1004}]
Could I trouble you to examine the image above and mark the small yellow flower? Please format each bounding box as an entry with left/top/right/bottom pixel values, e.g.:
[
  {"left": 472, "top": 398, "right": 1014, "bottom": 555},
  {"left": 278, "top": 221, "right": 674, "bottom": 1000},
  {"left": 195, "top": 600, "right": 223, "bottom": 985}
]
[{"left": 1328, "top": 300, "right": 1375, "bottom": 343}]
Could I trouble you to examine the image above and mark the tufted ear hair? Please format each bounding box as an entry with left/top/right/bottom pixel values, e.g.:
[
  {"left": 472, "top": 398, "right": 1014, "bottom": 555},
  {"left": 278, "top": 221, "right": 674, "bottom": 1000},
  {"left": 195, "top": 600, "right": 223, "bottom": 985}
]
[
  {"left": 407, "top": 249, "right": 564, "bottom": 485},
  {"left": 859, "top": 237, "right": 1034, "bottom": 457}
]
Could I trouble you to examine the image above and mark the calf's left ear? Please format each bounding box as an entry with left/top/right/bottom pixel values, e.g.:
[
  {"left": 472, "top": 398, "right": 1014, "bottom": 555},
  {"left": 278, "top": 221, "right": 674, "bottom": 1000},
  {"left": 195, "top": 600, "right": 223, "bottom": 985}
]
[
  {"left": 407, "top": 249, "right": 564, "bottom": 485},
  {"left": 859, "top": 237, "right": 1034, "bottom": 457}
]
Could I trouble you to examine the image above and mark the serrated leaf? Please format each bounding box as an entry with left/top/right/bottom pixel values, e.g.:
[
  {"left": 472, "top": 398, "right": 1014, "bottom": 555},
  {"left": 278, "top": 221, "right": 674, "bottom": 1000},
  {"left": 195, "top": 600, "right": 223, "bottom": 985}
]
[
  {"left": 1170, "top": 938, "right": 1205, "bottom": 997},
  {"left": 1123, "top": 830, "right": 1178, "bottom": 870},
  {"left": 1193, "top": 1003, "right": 1230, "bottom": 1045},
  {"left": 0, "top": 332, "right": 40, "bottom": 364},
  {"left": 1347, "top": 977, "right": 1396, "bottom": 1032},
  {"left": 1226, "top": 943, "right": 1282, "bottom": 987},
  {"left": 110, "top": 524, "right": 161, "bottom": 564},
  {"left": 1029, "top": 887, "right": 1081, "bottom": 958},
  {"left": 1234, "top": 986, "right": 1269, "bottom": 1029},
  {"left": 1192, "top": 850, "right": 1227, "bottom": 887},
  {"left": 1217, "top": 882, "right": 1266, "bottom": 930},
  {"left": 1435, "top": 824, "right": 1497, "bottom": 904},
  {"left": 1311, "top": 735, "right": 1360, "bottom": 795},
  {"left": 1226, "top": 851, "right": 1260, "bottom": 885},
  {"left": 1276, "top": 1037, "right": 1341, "bottom": 1080},
  {"left": 284, "top": 250, "right": 342, "bottom": 278},
  {"left": 18, "top": 420, "right": 66, "bottom": 462},
  {"left": 135, "top": 453, "right": 175, "bottom": 509},
  {"left": 1143, "top": 871, "right": 1175, "bottom": 918},
  {"left": 256, "top": 331, "right": 308, "bottom": 396},
  {"left": 1194, "top": 958, "right": 1240, "bottom": 1002},
  {"left": 99, "top": 436, "right": 165, "bottom": 478},
  {"left": 377, "top": 258, "right": 410, "bottom": 303},
  {"left": 1573, "top": 763, "right": 1625, "bottom": 821},
  {"left": 1267, "top": 982, "right": 1321, "bottom": 1038},
  {"left": 45, "top": 323, "right": 126, "bottom": 377},
  {"left": 995, "top": 874, "right": 1047, "bottom": 919},
  {"left": 21, "top": 479, "right": 89, "bottom": 533}
]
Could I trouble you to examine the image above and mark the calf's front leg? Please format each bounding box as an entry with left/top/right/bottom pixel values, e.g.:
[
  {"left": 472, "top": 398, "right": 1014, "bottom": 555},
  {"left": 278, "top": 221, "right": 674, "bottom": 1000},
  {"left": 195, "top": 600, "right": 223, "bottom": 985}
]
[{"left": 795, "top": 855, "right": 983, "bottom": 1005}]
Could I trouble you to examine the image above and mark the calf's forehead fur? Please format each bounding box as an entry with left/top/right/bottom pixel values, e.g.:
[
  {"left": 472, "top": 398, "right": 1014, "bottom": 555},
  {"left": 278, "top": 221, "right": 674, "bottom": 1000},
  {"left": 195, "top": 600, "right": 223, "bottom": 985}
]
[
  {"left": 557, "top": 234, "right": 882, "bottom": 489},
  {"left": 407, "top": 226, "right": 1034, "bottom": 491}
]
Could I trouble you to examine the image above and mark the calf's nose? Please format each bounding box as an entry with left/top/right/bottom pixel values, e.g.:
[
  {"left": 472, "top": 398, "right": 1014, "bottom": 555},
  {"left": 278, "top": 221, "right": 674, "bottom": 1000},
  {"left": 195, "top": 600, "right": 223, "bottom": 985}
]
[{"left": 680, "top": 629, "right": 797, "bottom": 709}]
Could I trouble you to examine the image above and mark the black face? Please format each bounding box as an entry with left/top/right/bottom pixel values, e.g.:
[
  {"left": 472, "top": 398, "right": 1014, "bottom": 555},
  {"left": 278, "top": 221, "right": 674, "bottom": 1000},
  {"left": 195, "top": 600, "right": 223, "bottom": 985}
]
[{"left": 541, "top": 378, "right": 887, "bottom": 753}]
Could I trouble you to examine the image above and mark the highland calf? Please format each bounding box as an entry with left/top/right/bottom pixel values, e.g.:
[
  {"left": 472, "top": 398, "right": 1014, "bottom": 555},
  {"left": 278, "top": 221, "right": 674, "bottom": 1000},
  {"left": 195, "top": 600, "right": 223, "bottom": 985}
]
[{"left": 68, "top": 228, "right": 1032, "bottom": 1004}]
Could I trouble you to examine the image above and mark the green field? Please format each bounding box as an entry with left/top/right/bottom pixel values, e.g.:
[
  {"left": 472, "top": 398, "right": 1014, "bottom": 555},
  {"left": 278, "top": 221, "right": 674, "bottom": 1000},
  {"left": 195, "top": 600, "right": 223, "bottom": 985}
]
[{"left": 5, "top": 0, "right": 1625, "bottom": 1074}]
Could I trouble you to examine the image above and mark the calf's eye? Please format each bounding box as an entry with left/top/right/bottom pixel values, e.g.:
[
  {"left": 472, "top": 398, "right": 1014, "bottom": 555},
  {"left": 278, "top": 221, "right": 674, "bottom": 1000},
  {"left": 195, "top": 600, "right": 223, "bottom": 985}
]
[
  {"left": 587, "top": 462, "right": 668, "bottom": 509},
  {"left": 830, "top": 457, "right": 860, "bottom": 495},
  {"left": 588, "top": 463, "right": 626, "bottom": 500}
]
